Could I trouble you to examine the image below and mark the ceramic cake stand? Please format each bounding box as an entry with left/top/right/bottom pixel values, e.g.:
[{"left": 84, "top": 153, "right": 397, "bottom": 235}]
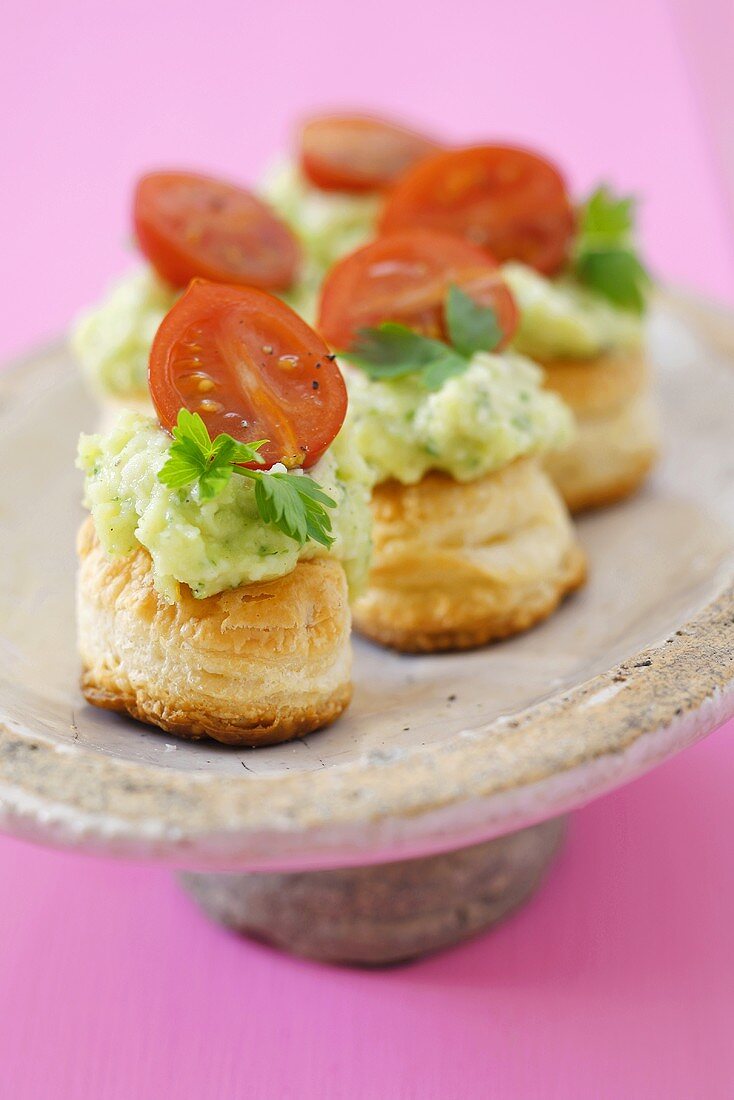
[{"left": 0, "top": 291, "right": 732, "bottom": 965}]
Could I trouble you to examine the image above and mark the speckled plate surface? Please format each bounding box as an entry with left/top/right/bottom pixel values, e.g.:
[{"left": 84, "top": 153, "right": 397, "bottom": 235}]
[{"left": 0, "top": 290, "right": 732, "bottom": 872}]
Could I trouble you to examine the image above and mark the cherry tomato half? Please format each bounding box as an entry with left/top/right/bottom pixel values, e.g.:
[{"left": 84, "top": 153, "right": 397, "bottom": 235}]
[
  {"left": 379, "top": 146, "right": 575, "bottom": 275},
  {"left": 149, "top": 280, "right": 347, "bottom": 469},
  {"left": 299, "top": 115, "right": 440, "bottom": 193},
  {"left": 317, "top": 229, "right": 518, "bottom": 351},
  {"left": 134, "top": 172, "right": 301, "bottom": 290}
]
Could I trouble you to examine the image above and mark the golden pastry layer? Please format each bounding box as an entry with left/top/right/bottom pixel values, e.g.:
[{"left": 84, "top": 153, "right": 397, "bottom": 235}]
[
  {"left": 77, "top": 518, "right": 352, "bottom": 746},
  {"left": 352, "top": 457, "right": 586, "bottom": 653},
  {"left": 541, "top": 350, "right": 659, "bottom": 512}
]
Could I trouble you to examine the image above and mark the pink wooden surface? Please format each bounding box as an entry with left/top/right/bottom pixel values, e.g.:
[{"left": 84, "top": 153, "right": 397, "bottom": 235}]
[{"left": 2, "top": 0, "right": 733, "bottom": 1096}]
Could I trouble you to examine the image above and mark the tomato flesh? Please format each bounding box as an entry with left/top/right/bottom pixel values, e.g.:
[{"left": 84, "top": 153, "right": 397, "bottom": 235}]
[
  {"left": 149, "top": 281, "right": 347, "bottom": 469},
  {"left": 300, "top": 115, "right": 440, "bottom": 193},
  {"left": 379, "top": 146, "right": 575, "bottom": 275},
  {"left": 134, "top": 172, "right": 301, "bottom": 290},
  {"left": 317, "top": 229, "right": 518, "bottom": 351}
]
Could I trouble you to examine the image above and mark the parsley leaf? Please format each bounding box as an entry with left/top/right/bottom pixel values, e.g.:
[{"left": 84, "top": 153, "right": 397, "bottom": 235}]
[
  {"left": 157, "top": 409, "right": 336, "bottom": 548},
  {"left": 252, "top": 472, "right": 335, "bottom": 549},
  {"left": 347, "top": 323, "right": 456, "bottom": 382},
  {"left": 573, "top": 185, "right": 651, "bottom": 314},
  {"left": 575, "top": 249, "right": 649, "bottom": 313},
  {"left": 419, "top": 348, "right": 474, "bottom": 392},
  {"left": 580, "top": 186, "right": 635, "bottom": 242},
  {"left": 341, "top": 287, "right": 502, "bottom": 390},
  {"left": 158, "top": 409, "right": 266, "bottom": 501},
  {"left": 445, "top": 284, "right": 503, "bottom": 356}
]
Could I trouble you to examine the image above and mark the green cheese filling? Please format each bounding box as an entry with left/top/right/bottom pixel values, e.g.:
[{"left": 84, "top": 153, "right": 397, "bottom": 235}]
[
  {"left": 343, "top": 350, "right": 574, "bottom": 485},
  {"left": 78, "top": 412, "right": 373, "bottom": 601}
]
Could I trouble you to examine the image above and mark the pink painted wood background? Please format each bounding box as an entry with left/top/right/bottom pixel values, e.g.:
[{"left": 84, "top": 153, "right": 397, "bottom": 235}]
[{"left": 2, "top": 0, "right": 733, "bottom": 1096}]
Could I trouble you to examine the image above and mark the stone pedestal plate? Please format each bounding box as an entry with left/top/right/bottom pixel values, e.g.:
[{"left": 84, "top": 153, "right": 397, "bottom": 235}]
[{"left": 0, "top": 292, "right": 733, "bottom": 966}]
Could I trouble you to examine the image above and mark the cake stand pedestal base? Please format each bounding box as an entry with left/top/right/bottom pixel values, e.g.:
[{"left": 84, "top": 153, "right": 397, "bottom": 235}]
[{"left": 179, "top": 815, "right": 566, "bottom": 966}]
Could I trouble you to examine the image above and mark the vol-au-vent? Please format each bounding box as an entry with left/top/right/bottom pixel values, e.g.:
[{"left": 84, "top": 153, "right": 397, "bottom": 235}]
[
  {"left": 319, "top": 229, "right": 586, "bottom": 651},
  {"left": 76, "top": 281, "right": 371, "bottom": 746}
]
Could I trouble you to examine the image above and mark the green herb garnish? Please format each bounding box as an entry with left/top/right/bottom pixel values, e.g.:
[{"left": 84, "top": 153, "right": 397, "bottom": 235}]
[
  {"left": 342, "top": 286, "right": 503, "bottom": 390},
  {"left": 158, "top": 408, "right": 336, "bottom": 549},
  {"left": 445, "top": 284, "right": 503, "bottom": 356},
  {"left": 573, "top": 185, "right": 651, "bottom": 313}
]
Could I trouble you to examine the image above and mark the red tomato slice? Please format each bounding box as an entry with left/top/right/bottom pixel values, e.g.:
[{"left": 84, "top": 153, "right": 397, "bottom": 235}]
[
  {"left": 134, "top": 172, "right": 301, "bottom": 291},
  {"left": 300, "top": 115, "right": 440, "bottom": 193},
  {"left": 317, "top": 229, "right": 518, "bottom": 351},
  {"left": 149, "top": 281, "right": 347, "bottom": 469},
  {"left": 379, "top": 146, "right": 575, "bottom": 275}
]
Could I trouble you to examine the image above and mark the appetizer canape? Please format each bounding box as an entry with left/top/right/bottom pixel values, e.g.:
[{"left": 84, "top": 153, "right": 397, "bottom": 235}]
[
  {"left": 379, "top": 147, "right": 657, "bottom": 511},
  {"left": 318, "top": 229, "right": 586, "bottom": 653},
  {"left": 263, "top": 113, "right": 439, "bottom": 271},
  {"left": 73, "top": 171, "right": 315, "bottom": 418},
  {"left": 76, "top": 281, "right": 371, "bottom": 746}
]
